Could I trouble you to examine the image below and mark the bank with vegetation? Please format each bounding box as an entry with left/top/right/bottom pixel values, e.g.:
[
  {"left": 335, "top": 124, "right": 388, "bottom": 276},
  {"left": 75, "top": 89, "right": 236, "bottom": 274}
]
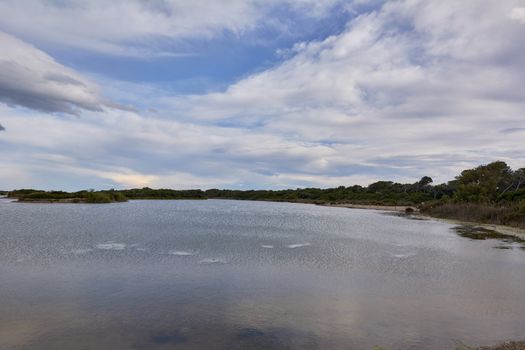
[
  {"left": 7, "top": 189, "right": 128, "bottom": 203},
  {"left": 6, "top": 161, "right": 525, "bottom": 228}
]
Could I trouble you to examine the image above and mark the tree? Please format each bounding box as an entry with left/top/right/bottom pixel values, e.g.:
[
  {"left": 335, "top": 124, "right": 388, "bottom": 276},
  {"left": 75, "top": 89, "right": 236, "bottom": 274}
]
[
  {"left": 455, "top": 161, "right": 512, "bottom": 203},
  {"left": 418, "top": 176, "right": 433, "bottom": 186}
]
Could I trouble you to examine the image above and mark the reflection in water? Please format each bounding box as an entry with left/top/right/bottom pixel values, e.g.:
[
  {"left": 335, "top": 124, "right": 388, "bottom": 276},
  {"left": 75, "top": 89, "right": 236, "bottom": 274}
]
[
  {"left": 235, "top": 327, "right": 319, "bottom": 350},
  {"left": 150, "top": 330, "right": 188, "bottom": 345},
  {"left": 0, "top": 199, "right": 524, "bottom": 349}
]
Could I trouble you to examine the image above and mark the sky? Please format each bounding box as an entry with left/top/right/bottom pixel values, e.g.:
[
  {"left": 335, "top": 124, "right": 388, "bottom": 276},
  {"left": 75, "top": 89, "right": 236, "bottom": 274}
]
[{"left": 0, "top": 0, "right": 524, "bottom": 191}]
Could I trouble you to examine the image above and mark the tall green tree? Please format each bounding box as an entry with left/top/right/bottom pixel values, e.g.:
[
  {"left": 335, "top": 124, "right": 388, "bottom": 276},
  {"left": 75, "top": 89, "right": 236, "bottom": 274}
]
[{"left": 455, "top": 161, "right": 512, "bottom": 203}]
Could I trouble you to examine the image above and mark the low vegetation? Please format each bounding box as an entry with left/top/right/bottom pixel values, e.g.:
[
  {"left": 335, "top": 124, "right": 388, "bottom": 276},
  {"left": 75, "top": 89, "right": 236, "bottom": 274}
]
[
  {"left": 121, "top": 188, "right": 206, "bottom": 200},
  {"left": 7, "top": 189, "right": 127, "bottom": 203},
  {"left": 374, "top": 340, "right": 525, "bottom": 350},
  {"left": 419, "top": 161, "right": 525, "bottom": 229},
  {"left": 477, "top": 341, "right": 525, "bottom": 350},
  {"left": 457, "top": 340, "right": 525, "bottom": 350},
  {"left": 6, "top": 161, "right": 525, "bottom": 228}
]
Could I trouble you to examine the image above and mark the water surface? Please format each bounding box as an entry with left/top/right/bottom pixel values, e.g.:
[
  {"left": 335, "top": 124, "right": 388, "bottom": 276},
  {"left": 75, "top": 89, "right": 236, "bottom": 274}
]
[{"left": 1, "top": 199, "right": 524, "bottom": 349}]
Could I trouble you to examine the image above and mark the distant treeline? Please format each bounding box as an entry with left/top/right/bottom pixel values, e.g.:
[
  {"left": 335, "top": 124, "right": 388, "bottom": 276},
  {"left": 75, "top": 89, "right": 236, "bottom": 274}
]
[
  {"left": 7, "top": 189, "right": 128, "bottom": 203},
  {"left": 6, "top": 161, "right": 525, "bottom": 227}
]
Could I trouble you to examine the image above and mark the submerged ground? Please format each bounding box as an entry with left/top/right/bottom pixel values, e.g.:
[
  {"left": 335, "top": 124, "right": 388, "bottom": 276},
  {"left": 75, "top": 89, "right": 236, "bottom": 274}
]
[{"left": 0, "top": 198, "right": 524, "bottom": 349}]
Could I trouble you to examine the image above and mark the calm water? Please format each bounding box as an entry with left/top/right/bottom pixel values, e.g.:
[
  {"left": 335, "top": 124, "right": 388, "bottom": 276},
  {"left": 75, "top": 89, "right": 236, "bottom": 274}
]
[{"left": 1, "top": 199, "right": 524, "bottom": 349}]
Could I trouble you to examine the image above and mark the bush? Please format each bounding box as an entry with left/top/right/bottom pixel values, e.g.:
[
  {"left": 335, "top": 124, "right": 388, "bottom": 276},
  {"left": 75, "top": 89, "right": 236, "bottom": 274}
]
[
  {"left": 85, "top": 192, "right": 112, "bottom": 203},
  {"left": 421, "top": 202, "right": 525, "bottom": 229}
]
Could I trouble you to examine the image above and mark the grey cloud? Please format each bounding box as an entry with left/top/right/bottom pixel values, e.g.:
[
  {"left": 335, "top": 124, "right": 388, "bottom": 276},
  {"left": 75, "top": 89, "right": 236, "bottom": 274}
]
[
  {"left": 0, "top": 31, "right": 105, "bottom": 115},
  {"left": 0, "top": 123, "right": 5, "bottom": 131},
  {"left": 0, "top": 85, "right": 102, "bottom": 115},
  {"left": 43, "top": 73, "right": 86, "bottom": 87},
  {"left": 500, "top": 127, "right": 525, "bottom": 134}
]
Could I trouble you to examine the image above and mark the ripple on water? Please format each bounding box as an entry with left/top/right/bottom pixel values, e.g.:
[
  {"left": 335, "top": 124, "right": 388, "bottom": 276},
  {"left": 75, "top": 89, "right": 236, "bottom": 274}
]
[
  {"left": 261, "top": 245, "right": 274, "bottom": 249},
  {"left": 150, "top": 330, "right": 188, "bottom": 345},
  {"left": 199, "top": 258, "right": 226, "bottom": 264},
  {"left": 72, "top": 248, "right": 93, "bottom": 255}
]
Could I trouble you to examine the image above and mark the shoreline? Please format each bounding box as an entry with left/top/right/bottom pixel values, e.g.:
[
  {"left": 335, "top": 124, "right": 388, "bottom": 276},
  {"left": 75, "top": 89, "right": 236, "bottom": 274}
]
[
  {"left": 319, "top": 202, "right": 525, "bottom": 240},
  {"left": 320, "top": 203, "right": 418, "bottom": 212},
  {"left": 15, "top": 199, "right": 86, "bottom": 203},
  {"left": 5, "top": 196, "right": 525, "bottom": 240},
  {"left": 477, "top": 340, "right": 525, "bottom": 350},
  {"left": 416, "top": 214, "right": 525, "bottom": 240}
]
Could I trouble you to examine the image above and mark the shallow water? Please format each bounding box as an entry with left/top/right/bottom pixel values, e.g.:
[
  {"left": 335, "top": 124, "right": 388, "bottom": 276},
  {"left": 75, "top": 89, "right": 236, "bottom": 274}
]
[{"left": 1, "top": 199, "right": 524, "bottom": 349}]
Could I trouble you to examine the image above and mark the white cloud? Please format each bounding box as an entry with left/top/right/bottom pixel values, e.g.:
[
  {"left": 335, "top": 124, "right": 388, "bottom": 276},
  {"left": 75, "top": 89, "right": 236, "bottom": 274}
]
[
  {"left": 156, "top": 0, "right": 525, "bottom": 180},
  {"left": 511, "top": 7, "right": 525, "bottom": 23},
  {"left": 0, "top": 0, "right": 345, "bottom": 57},
  {"left": 0, "top": 163, "right": 33, "bottom": 189},
  {"left": 1, "top": 0, "right": 525, "bottom": 190},
  {"left": 0, "top": 31, "right": 106, "bottom": 114}
]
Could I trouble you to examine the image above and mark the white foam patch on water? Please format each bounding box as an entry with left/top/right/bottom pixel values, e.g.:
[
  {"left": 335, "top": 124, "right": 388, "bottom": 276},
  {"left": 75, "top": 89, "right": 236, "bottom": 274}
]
[
  {"left": 287, "top": 243, "right": 311, "bottom": 249},
  {"left": 393, "top": 242, "right": 410, "bottom": 247},
  {"left": 169, "top": 250, "right": 194, "bottom": 256},
  {"left": 135, "top": 247, "right": 148, "bottom": 251},
  {"left": 73, "top": 248, "right": 93, "bottom": 255},
  {"left": 393, "top": 252, "right": 416, "bottom": 259},
  {"left": 199, "top": 258, "right": 225, "bottom": 264},
  {"left": 96, "top": 242, "right": 126, "bottom": 250},
  {"left": 261, "top": 245, "right": 274, "bottom": 249}
]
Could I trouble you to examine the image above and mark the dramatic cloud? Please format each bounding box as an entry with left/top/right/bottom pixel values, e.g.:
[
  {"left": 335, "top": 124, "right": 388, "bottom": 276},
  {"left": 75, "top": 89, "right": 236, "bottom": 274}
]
[
  {"left": 0, "top": 0, "right": 344, "bottom": 57},
  {"left": 0, "top": 0, "right": 524, "bottom": 190},
  {"left": 0, "top": 31, "right": 105, "bottom": 115}
]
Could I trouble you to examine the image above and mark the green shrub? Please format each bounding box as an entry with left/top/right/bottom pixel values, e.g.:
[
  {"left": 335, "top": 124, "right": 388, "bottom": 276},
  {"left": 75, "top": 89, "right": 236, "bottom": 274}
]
[{"left": 84, "top": 192, "right": 112, "bottom": 203}]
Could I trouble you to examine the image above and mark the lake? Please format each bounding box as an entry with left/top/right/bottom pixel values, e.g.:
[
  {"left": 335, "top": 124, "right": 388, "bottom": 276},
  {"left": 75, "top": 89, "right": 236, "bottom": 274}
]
[{"left": 1, "top": 199, "right": 524, "bottom": 349}]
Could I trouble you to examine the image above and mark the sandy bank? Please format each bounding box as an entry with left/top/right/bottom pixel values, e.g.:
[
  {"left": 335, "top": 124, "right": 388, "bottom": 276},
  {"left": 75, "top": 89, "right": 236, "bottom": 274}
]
[{"left": 320, "top": 203, "right": 418, "bottom": 212}]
